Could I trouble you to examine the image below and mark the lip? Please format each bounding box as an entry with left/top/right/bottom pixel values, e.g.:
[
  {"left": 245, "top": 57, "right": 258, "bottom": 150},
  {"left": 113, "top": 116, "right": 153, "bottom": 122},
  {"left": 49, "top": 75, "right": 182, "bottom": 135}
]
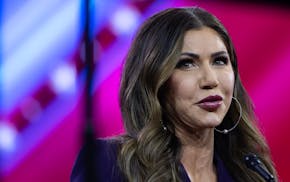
[{"left": 196, "top": 95, "right": 223, "bottom": 112}]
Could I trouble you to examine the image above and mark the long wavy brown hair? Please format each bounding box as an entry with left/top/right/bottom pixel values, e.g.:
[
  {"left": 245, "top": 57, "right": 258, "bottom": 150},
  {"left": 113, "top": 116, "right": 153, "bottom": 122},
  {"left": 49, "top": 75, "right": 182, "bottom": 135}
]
[{"left": 118, "top": 7, "right": 277, "bottom": 182}]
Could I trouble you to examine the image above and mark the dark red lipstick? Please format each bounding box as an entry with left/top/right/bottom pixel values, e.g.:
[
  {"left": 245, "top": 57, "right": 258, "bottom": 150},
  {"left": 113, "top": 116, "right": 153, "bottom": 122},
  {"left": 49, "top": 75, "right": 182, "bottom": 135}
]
[{"left": 196, "top": 95, "right": 222, "bottom": 112}]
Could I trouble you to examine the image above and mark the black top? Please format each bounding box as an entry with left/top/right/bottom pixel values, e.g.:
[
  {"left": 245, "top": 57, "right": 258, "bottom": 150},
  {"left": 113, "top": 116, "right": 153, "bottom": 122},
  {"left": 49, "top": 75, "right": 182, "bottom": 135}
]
[{"left": 71, "top": 139, "right": 235, "bottom": 182}]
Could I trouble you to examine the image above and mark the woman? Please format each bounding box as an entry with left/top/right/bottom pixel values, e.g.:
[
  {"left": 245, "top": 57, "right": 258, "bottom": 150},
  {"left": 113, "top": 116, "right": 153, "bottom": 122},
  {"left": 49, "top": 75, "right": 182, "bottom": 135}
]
[{"left": 71, "top": 7, "right": 277, "bottom": 182}]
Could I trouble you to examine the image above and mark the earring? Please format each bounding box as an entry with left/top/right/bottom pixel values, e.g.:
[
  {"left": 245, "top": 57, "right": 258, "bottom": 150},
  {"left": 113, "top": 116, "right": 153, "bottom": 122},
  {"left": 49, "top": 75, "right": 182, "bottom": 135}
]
[
  {"left": 214, "top": 97, "right": 242, "bottom": 134},
  {"left": 161, "top": 120, "right": 168, "bottom": 131}
]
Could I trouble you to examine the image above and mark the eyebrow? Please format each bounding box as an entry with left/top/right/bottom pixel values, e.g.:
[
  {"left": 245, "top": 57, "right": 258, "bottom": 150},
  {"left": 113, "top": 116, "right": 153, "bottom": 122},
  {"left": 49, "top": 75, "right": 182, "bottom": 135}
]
[{"left": 180, "top": 51, "right": 228, "bottom": 59}]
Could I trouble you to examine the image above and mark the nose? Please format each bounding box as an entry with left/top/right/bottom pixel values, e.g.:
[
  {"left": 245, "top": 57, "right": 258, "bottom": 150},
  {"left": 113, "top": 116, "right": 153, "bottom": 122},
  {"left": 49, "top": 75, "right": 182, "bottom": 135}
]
[{"left": 199, "top": 66, "right": 219, "bottom": 89}]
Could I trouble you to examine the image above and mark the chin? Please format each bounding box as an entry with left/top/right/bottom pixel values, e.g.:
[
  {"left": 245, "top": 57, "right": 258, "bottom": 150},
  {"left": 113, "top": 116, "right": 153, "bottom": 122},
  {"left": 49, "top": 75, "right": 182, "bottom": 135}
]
[{"left": 202, "top": 119, "right": 223, "bottom": 128}]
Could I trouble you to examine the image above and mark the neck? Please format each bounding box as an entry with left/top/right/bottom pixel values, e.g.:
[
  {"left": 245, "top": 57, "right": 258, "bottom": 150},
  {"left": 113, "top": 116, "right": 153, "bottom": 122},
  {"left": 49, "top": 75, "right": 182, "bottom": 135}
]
[{"left": 176, "top": 128, "right": 216, "bottom": 182}]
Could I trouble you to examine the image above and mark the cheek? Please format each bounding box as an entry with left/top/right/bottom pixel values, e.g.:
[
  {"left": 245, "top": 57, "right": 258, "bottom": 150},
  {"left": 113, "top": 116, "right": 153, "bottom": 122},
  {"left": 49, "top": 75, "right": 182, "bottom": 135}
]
[
  {"left": 221, "top": 70, "right": 235, "bottom": 95},
  {"left": 168, "top": 74, "right": 198, "bottom": 100}
]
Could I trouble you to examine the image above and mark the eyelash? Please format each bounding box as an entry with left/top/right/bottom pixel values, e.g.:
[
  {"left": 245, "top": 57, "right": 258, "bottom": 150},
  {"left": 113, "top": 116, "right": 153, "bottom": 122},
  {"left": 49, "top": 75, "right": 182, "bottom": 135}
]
[
  {"left": 176, "top": 58, "right": 195, "bottom": 69},
  {"left": 176, "top": 56, "right": 229, "bottom": 69},
  {"left": 213, "top": 56, "right": 229, "bottom": 65}
]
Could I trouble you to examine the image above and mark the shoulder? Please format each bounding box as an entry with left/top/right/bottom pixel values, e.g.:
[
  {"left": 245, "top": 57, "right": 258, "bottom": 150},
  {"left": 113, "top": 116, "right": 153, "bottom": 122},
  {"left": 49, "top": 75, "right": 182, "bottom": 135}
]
[
  {"left": 95, "top": 138, "right": 121, "bottom": 159},
  {"left": 71, "top": 138, "right": 124, "bottom": 182}
]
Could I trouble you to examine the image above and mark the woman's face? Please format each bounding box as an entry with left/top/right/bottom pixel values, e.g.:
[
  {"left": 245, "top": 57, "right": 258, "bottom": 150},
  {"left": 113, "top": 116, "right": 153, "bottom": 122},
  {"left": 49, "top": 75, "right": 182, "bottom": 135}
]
[{"left": 167, "top": 27, "right": 234, "bottom": 132}]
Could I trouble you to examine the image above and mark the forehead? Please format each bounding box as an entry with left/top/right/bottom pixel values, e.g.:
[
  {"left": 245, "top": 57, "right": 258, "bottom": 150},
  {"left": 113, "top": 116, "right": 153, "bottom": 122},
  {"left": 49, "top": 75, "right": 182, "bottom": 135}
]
[{"left": 181, "top": 27, "right": 227, "bottom": 55}]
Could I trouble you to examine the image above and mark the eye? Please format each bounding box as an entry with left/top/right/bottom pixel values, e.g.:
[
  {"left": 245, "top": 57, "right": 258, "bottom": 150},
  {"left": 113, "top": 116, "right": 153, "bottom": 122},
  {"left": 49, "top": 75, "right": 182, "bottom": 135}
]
[
  {"left": 176, "top": 58, "right": 196, "bottom": 69},
  {"left": 213, "top": 56, "right": 229, "bottom": 65}
]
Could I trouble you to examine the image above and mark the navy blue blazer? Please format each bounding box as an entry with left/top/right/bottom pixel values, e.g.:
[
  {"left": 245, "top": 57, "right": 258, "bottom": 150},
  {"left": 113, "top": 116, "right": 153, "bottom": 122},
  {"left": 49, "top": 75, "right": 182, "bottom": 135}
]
[{"left": 71, "top": 139, "right": 235, "bottom": 182}]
